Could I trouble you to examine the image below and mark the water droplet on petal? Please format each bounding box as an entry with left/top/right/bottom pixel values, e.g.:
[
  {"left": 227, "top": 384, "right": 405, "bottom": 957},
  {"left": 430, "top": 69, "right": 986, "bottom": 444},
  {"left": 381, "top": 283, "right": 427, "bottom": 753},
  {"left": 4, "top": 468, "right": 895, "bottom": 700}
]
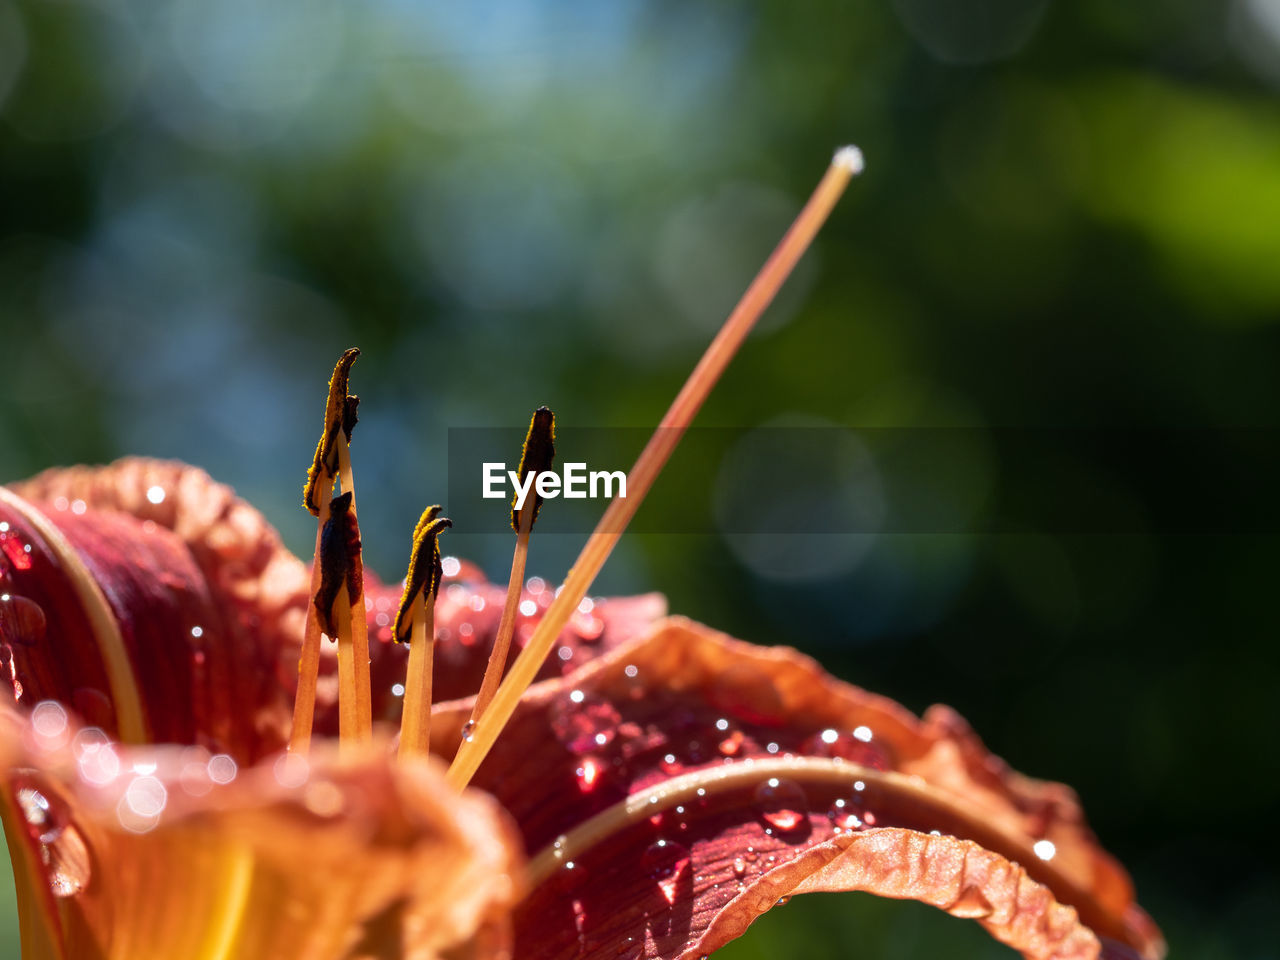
[
  {"left": 575, "top": 757, "right": 603, "bottom": 793},
  {"left": 732, "top": 856, "right": 747, "bottom": 879},
  {"left": 15, "top": 781, "right": 93, "bottom": 897},
  {"left": 46, "top": 822, "right": 90, "bottom": 897},
  {"left": 641, "top": 839, "right": 691, "bottom": 905},
  {"left": 827, "top": 797, "right": 863, "bottom": 832},
  {"left": 0, "top": 643, "right": 16, "bottom": 698},
  {"left": 801, "top": 727, "right": 893, "bottom": 770},
  {"left": 0, "top": 594, "right": 46, "bottom": 647},
  {"left": 16, "top": 786, "right": 51, "bottom": 832},
  {"left": 718, "top": 729, "right": 744, "bottom": 757},
  {"left": 549, "top": 691, "right": 621, "bottom": 755},
  {"left": 0, "top": 532, "right": 33, "bottom": 571},
  {"left": 754, "top": 777, "right": 809, "bottom": 834}
]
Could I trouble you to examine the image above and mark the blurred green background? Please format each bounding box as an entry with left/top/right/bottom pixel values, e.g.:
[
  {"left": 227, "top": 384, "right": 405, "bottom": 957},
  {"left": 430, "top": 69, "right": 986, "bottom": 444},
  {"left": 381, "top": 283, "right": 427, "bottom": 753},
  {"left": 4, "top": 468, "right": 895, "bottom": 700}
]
[{"left": 2, "top": 0, "right": 1278, "bottom": 956}]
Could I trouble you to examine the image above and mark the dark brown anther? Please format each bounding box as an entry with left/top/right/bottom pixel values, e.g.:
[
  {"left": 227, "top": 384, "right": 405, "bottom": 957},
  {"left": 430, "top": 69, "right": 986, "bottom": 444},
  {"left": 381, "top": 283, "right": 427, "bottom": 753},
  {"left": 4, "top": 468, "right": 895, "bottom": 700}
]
[
  {"left": 393, "top": 510, "right": 452, "bottom": 643},
  {"left": 512, "top": 405, "right": 556, "bottom": 530},
  {"left": 303, "top": 347, "right": 361, "bottom": 515},
  {"left": 342, "top": 395, "right": 360, "bottom": 443},
  {"left": 314, "top": 491, "right": 363, "bottom": 637}
]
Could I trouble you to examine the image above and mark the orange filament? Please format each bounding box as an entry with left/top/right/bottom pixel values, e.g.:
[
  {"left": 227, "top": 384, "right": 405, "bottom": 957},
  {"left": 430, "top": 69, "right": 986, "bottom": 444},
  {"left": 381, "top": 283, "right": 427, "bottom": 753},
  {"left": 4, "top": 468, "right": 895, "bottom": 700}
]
[
  {"left": 397, "top": 592, "right": 435, "bottom": 759},
  {"left": 470, "top": 499, "right": 533, "bottom": 723},
  {"left": 336, "top": 442, "right": 372, "bottom": 743},
  {"left": 288, "top": 490, "right": 332, "bottom": 755},
  {"left": 396, "top": 510, "right": 450, "bottom": 760},
  {"left": 446, "top": 147, "right": 864, "bottom": 789},
  {"left": 470, "top": 406, "right": 555, "bottom": 724}
]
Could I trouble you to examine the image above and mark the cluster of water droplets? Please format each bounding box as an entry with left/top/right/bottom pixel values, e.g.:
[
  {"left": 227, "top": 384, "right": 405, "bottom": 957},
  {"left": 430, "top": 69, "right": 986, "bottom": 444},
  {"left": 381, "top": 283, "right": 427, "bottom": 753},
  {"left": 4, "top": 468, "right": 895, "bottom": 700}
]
[
  {"left": 382, "top": 572, "right": 608, "bottom": 707},
  {"left": 0, "top": 519, "right": 43, "bottom": 704},
  {"left": 533, "top": 660, "right": 905, "bottom": 958},
  {"left": 14, "top": 779, "right": 91, "bottom": 898}
]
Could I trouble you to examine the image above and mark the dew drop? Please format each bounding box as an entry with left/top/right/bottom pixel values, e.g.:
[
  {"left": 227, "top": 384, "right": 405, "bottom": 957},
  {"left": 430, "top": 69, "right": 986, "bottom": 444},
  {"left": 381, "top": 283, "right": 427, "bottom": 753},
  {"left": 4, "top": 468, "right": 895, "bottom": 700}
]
[
  {"left": 16, "top": 786, "right": 51, "bottom": 832},
  {"left": 0, "top": 594, "right": 46, "bottom": 647},
  {"left": 754, "top": 777, "right": 809, "bottom": 834},
  {"left": 15, "top": 784, "right": 92, "bottom": 897},
  {"left": 0, "top": 642, "right": 21, "bottom": 702},
  {"left": 732, "top": 856, "right": 747, "bottom": 879},
  {"left": 641, "top": 839, "right": 691, "bottom": 905},
  {"left": 460, "top": 721, "right": 475, "bottom": 743},
  {"left": 549, "top": 691, "right": 621, "bottom": 755},
  {"left": 575, "top": 757, "right": 603, "bottom": 793},
  {"left": 718, "top": 729, "right": 744, "bottom": 757},
  {"left": 0, "top": 532, "right": 33, "bottom": 571},
  {"left": 46, "top": 822, "right": 91, "bottom": 897},
  {"left": 827, "top": 797, "right": 863, "bottom": 832},
  {"left": 801, "top": 727, "right": 893, "bottom": 770}
]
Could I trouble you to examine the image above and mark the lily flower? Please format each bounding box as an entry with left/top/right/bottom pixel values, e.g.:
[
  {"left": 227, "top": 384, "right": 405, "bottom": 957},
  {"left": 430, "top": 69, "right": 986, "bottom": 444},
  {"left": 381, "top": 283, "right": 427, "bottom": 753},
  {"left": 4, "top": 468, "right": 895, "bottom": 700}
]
[{"left": 0, "top": 149, "right": 1163, "bottom": 960}]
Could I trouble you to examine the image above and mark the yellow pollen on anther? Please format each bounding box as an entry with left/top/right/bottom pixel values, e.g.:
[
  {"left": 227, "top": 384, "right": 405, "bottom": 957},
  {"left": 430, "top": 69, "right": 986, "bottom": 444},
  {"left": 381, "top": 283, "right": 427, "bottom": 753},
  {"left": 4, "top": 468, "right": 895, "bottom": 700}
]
[{"left": 290, "top": 347, "right": 367, "bottom": 755}]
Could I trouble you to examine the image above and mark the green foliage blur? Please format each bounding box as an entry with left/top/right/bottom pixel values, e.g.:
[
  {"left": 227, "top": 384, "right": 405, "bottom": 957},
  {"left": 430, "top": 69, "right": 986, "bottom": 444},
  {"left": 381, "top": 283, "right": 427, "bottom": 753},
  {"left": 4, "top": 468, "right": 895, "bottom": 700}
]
[{"left": 2, "top": 0, "right": 1278, "bottom": 956}]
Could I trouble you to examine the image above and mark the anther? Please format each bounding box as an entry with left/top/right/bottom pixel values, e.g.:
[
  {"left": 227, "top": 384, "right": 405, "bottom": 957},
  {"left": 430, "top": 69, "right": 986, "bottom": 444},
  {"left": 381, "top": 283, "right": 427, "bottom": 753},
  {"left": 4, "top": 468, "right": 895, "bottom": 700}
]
[{"left": 303, "top": 347, "right": 360, "bottom": 516}]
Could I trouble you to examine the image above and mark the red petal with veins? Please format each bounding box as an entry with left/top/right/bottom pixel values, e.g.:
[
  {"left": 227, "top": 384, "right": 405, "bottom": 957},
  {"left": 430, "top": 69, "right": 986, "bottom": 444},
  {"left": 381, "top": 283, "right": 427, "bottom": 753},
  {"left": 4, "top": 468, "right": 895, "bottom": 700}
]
[
  {"left": 359, "top": 575, "right": 666, "bottom": 727},
  {"left": 429, "top": 618, "right": 1163, "bottom": 960}
]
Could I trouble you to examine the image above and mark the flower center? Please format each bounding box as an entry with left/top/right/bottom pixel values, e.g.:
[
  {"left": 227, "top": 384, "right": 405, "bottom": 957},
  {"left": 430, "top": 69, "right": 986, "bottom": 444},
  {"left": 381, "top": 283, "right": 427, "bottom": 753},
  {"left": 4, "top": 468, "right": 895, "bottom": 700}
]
[{"left": 285, "top": 148, "right": 865, "bottom": 778}]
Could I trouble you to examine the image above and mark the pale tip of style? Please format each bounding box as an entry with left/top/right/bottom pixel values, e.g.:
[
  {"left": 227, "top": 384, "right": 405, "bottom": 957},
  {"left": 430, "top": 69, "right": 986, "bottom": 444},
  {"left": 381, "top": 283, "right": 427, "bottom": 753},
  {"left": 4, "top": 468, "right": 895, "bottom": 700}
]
[{"left": 832, "top": 144, "right": 865, "bottom": 175}]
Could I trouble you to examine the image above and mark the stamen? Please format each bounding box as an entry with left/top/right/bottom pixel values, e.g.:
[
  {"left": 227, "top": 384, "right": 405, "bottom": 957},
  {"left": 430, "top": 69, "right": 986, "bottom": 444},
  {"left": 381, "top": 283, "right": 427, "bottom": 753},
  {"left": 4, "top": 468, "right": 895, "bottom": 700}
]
[
  {"left": 469, "top": 407, "right": 556, "bottom": 724},
  {"left": 446, "top": 148, "right": 864, "bottom": 789},
  {"left": 396, "top": 510, "right": 452, "bottom": 760},
  {"left": 290, "top": 347, "right": 363, "bottom": 755},
  {"left": 314, "top": 492, "right": 368, "bottom": 749}
]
